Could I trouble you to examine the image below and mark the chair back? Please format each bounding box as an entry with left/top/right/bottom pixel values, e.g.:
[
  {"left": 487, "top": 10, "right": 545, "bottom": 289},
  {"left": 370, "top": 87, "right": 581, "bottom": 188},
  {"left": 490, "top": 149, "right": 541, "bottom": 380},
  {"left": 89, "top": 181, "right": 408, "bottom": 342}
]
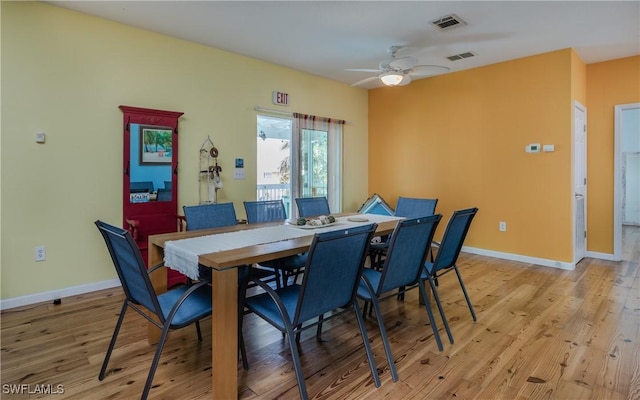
[
  {"left": 130, "top": 181, "right": 155, "bottom": 193},
  {"left": 395, "top": 197, "right": 438, "bottom": 218},
  {"left": 183, "top": 202, "right": 237, "bottom": 231},
  {"left": 244, "top": 199, "right": 287, "bottom": 223},
  {"left": 432, "top": 208, "right": 479, "bottom": 273},
  {"left": 377, "top": 215, "right": 442, "bottom": 294},
  {"left": 294, "top": 224, "right": 377, "bottom": 324},
  {"left": 95, "top": 220, "right": 164, "bottom": 322},
  {"left": 156, "top": 188, "right": 172, "bottom": 202},
  {"left": 295, "top": 196, "right": 330, "bottom": 217}
]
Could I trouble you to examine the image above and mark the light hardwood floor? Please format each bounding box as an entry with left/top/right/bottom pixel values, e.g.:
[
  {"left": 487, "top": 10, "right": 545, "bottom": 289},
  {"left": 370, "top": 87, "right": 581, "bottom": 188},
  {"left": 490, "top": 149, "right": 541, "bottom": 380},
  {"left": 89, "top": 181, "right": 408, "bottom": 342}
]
[{"left": 2, "top": 227, "right": 638, "bottom": 399}]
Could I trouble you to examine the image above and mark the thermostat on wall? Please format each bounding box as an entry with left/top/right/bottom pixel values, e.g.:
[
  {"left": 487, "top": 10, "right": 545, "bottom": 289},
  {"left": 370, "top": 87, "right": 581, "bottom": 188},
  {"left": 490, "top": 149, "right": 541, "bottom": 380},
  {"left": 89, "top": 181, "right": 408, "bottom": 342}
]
[{"left": 525, "top": 143, "right": 540, "bottom": 153}]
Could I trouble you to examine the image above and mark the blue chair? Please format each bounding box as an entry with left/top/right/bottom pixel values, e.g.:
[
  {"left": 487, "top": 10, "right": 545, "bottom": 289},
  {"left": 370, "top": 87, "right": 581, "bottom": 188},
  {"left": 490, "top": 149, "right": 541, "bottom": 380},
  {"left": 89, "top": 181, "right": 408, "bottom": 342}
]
[
  {"left": 95, "top": 220, "right": 212, "bottom": 400},
  {"left": 244, "top": 199, "right": 288, "bottom": 223},
  {"left": 395, "top": 196, "right": 438, "bottom": 218},
  {"left": 295, "top": 196, "right": 331, "bottom": 217},
  {"left": 183, "top": 202, "right": 276, "bottom": 286},
  {"left": 369, "top": 197, "right": 439, "bottom": 269},
  {"left": 369, "top": 196, "right": 439, "bottom": 302},
  {"left": 240, "top": 223, "right": 380, "bottom": 400},
  {"left": 183, "top": 202, "right": 240, "bottom": 281},
  {"left": 244, "top": 199, "right": 307, "bottom": 287},
  {"left": 421, "top": 207, "right": 479, "bottom": 342},
  {"left": 357, "top": 215, "right": 444, "bottom": 381},
  {"left": 183, "top": 202, "right": 237, "bottom": 231},
  {"left": 130, "top": 181, "right": 155, "bottom": 193},
  {"left": 156, "top": 188, "right": 172, "bottom": 202}
]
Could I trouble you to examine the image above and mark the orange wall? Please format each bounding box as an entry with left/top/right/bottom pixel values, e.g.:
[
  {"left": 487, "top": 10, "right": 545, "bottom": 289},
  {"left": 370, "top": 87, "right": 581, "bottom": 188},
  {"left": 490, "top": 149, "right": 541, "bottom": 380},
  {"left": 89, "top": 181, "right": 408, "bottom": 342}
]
[
  {"left": 586, "top": 56, "right": 640, "bottom": 253},
  {"left": 369, "top": 49, "right": 577, "bottom": 262}
]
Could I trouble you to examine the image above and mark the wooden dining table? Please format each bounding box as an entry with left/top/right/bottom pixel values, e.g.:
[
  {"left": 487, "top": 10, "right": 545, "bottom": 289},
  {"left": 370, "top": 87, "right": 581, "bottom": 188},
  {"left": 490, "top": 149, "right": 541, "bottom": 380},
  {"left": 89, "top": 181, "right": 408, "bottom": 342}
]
[{"left": 147, "top": 214, "right": 400, "bottom": 399}]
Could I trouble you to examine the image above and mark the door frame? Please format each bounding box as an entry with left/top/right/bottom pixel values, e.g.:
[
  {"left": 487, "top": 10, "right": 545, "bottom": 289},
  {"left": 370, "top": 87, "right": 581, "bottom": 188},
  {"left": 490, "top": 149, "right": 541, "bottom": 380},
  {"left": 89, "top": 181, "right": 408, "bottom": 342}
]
[
  {"left": 614, "top": 102, "right": 640, "bottom": 260},
  {"left": 573, "top": 100, "right": 587, "bottom": 264}
]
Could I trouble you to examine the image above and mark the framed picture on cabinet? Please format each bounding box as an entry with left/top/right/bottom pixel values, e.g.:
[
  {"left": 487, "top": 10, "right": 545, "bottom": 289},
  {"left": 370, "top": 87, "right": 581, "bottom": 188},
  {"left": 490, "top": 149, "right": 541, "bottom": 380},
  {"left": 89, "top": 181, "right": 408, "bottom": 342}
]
[{"left": 140, "top": 125, "right": 172, "bottom": 165}]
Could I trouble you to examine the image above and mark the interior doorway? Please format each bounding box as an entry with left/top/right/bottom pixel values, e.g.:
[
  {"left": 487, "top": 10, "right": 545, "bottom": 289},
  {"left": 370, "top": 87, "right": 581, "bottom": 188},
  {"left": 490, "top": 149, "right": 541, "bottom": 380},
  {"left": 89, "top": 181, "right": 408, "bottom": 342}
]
[
  {"left": 614, "top": 103, "right": 640, "bottom": 261},
  {"left": 573, "top": 101, "right": 587, "bottom": 264}
]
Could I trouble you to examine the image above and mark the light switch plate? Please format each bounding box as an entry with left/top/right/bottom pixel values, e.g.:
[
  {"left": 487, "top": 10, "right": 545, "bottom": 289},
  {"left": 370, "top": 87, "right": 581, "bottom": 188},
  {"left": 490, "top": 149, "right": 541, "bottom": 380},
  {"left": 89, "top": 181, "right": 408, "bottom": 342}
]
[{"left": 36, "top": 132, "right": 46, "bottom": 143}]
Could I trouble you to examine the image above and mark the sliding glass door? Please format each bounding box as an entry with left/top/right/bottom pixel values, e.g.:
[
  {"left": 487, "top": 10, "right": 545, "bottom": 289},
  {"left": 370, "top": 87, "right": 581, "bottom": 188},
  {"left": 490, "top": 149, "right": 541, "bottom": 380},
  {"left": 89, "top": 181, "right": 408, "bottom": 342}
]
[
  {"left": 257, "top": 113, "right": 342, "bottom": 217},
  {"left": 256, "top": 115, "right": 293, "bottom": 216},
  {"left": 300, "top": 128, "right": 328, "bottom": 198}
]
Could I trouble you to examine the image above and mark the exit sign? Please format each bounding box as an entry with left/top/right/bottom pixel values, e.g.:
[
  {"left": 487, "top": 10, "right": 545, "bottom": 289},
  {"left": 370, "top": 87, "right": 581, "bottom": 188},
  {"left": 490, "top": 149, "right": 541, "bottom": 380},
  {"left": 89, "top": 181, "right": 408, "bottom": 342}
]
[{"left": 272, "top": 91, "right": 289, "bottom": 106}]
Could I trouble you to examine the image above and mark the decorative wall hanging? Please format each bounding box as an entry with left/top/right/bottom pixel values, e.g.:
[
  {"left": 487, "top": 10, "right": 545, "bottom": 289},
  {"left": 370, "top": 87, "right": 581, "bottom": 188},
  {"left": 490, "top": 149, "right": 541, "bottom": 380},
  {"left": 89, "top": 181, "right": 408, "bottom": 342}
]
[{"left": 199, "top": 136, "right": 222, "bottom": 204}]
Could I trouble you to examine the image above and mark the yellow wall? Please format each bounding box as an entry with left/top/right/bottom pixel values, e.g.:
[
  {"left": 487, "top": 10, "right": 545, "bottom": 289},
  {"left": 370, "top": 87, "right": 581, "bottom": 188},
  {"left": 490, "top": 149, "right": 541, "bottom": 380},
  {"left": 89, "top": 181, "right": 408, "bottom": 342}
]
[
  {"left": 1, "top": 2, "right": 369, "bottom": 300},
  {"left": 369, "top": 49, "right": 577, "bottom": 262},
  {"left": 586, "top": 56, "right": 640, "bottom": 253}
]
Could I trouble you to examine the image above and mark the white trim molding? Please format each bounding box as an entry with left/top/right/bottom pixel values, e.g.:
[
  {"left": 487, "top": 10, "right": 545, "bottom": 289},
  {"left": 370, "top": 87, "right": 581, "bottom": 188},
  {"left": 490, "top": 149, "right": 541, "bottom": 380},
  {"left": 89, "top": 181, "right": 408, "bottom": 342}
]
[
  {"left": 585, "top": 251, "right": 617, "bottom": 261},
  {"left": 462, "top": 246, "right": 575, "bottom": 270},
  {"left": 1, "top": 245, "right": 621, "bottom": 310},
  {"left": 0, "top": 279, "right": 121, "bottom": 310}
]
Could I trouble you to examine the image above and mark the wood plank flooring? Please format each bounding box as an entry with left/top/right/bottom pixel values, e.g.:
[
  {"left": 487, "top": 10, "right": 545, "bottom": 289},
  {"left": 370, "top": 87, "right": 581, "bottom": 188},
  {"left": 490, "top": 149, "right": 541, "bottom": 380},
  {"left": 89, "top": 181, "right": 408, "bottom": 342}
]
[{"left": 2, "top": 226, "right": 638, "bottom": 399}]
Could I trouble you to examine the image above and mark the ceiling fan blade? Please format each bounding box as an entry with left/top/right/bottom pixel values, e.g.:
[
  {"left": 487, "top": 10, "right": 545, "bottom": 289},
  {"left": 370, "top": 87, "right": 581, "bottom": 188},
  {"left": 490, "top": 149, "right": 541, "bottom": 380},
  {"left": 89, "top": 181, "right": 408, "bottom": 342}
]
[
  {"left": 387, "top": 56, "right": 418, "bottom": 71},
  {"left": 409, "top": 65, "right": 450, "bottom": 77},
  {"left": 398, "top": 74, "right": 412, "bottom": 86},
  {"left": 351, "top": 76, "right": 380, "bottom": 87},
  {"left": 345, "top": 68, "right": 382, "bottom": 73}
]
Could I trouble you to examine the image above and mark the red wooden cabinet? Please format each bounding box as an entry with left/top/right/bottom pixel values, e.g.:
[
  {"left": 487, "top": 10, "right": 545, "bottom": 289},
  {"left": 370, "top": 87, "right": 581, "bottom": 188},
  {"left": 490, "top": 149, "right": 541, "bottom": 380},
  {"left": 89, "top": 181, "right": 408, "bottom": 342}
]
[{"left": 120, "top": 105, "right": 187, "bottom": 288}]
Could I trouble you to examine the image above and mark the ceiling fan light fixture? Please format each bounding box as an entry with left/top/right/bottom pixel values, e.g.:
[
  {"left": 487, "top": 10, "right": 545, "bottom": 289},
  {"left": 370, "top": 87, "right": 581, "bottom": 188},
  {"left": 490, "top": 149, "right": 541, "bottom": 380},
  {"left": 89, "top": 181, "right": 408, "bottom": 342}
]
[{"left": 380, "top": 72, "right": 403, "bottom": 86}]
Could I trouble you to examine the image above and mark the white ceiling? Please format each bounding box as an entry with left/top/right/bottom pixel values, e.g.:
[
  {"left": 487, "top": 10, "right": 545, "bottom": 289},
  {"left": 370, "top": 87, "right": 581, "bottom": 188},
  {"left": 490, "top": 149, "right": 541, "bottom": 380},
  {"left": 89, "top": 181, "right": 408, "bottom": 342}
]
[{"left": 48, "top": 1, "right": 640, "bottom": 89}]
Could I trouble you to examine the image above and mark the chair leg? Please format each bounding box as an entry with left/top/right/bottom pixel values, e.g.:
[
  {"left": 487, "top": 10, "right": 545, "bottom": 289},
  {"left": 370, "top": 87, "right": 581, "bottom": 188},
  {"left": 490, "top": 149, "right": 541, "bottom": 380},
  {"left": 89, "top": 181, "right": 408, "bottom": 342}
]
[
  {"left": 238, "top": 282, "right": 249, "bottom": 370},
  {"left": 239, "top": 327, "right": 249, "bottom": 370},
  {"left": 396, "top": 286, "right": 405, "bottom": 301},
  {"left": 274, "top": 269, "right": 283, "bottom": 289},
  {"left": 369, "top": 297, "right": 399, "bottom": 381},
  {"left": 316, "top": 313, "right": 326, "bottom": 342},
  {"left": 361, "top": 301, "right": 369, "bottom": 318},
  {"left": 352, "top": 301, "right": 381, "bottom": 387},
  {"left": 427, "top": 278, "right": 454, "bottom": 345},
  {"left": 195, "top": 321, "right": 203, "bottom": 342},
  {"left": 99, "top": 302, "right": 128, "bottom": 381},
  {"left": 142, "top": 324, "right": 172, "bottom": 400},
  {"left": 284, "top": 325, "right": 309, "bottom": 400},
  {"left": 454, "top": 265, "right": 477, "bottom": 321},
  {"left": 417, "top": 282, "right": 444, "bottom": 351}
]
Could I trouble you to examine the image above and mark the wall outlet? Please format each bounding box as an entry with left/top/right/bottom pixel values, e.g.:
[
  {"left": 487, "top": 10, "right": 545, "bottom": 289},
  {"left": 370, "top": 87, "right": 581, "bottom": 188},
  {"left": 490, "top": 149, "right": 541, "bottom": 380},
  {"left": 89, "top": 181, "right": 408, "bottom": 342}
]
[
  {"left": 499, "top": 221, "right": 507, "bottom": 232},
  {"left": 35, "top": 246, "right": 46, "bottom": 262}
]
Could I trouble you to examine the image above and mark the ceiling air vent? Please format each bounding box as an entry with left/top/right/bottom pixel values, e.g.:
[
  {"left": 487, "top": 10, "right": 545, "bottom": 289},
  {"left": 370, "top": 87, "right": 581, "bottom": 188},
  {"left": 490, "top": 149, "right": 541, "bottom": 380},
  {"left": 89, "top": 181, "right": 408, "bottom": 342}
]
[
  {"left": 446, "top": 51, "right": 476, "bottom": 61},
  {"left": 432, "top": 14, "right": 467, "bottom": 31}
]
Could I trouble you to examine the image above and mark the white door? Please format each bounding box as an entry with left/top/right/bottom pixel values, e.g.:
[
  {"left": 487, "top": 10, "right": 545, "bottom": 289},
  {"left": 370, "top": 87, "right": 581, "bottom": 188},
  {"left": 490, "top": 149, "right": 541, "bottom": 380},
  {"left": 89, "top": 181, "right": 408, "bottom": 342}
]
[
  {"left": 574, "top": 101, "right": 587, "bottom": 263},
  {"left": 614, "top": 103, "right": 640, "bottom": 260}
]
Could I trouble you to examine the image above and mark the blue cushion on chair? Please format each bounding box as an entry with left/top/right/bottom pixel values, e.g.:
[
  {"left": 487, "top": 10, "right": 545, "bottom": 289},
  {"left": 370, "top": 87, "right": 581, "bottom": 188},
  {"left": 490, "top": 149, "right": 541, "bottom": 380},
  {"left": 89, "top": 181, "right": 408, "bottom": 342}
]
[
  {"left": 157, "top": 285, "right": 212, "bottom": 328},
  {"left": 244, "top": 285, "right": 301, "bottom": 331},
  {"left": 357, "top": 268, "right": 382, "bottom": 301}
]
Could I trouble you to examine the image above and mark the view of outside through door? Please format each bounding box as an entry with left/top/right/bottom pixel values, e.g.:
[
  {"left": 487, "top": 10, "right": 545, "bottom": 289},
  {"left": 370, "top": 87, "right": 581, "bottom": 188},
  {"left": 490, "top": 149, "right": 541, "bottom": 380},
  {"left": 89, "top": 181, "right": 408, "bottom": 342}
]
[
  {"left": 257, "top": 115, "right": 329, "bottom": 218},
  {"left": 301, "top": 129, "right": 328, "bottom": 198},
  {"left": 256, "top": 115, "right": 293, "bottom": 216}
]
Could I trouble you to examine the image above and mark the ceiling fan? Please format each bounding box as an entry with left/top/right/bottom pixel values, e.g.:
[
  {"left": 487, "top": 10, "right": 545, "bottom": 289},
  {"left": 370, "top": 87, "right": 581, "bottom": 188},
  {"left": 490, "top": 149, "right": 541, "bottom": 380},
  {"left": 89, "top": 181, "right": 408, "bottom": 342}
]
[{"left": 347, "top": 46, "right": 450, "bottom": 87}]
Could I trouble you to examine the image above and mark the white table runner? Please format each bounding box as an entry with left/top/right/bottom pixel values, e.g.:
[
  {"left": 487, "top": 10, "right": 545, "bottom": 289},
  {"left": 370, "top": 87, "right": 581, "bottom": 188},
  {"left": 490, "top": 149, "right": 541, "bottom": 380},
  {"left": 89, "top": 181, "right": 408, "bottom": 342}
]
[{"left": 164, "top": 214, "right": 402, "bottom": 279}]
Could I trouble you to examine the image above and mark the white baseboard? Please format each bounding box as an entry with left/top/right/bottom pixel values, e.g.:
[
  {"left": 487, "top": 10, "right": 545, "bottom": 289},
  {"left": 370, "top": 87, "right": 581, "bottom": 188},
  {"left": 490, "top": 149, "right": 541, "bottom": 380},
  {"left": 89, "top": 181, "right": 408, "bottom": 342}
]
[
  {"left": 0, "top": 279, "right": 121, "bottom": 310},
  {"left": 585, "top": 250, "right": 619, "bottom": 261},
  {"left": 0, "top": 247, "right": 619, "bottom": 310},
  {"left": 462, "top": 246, "right": 576, "bottom": 270}
]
